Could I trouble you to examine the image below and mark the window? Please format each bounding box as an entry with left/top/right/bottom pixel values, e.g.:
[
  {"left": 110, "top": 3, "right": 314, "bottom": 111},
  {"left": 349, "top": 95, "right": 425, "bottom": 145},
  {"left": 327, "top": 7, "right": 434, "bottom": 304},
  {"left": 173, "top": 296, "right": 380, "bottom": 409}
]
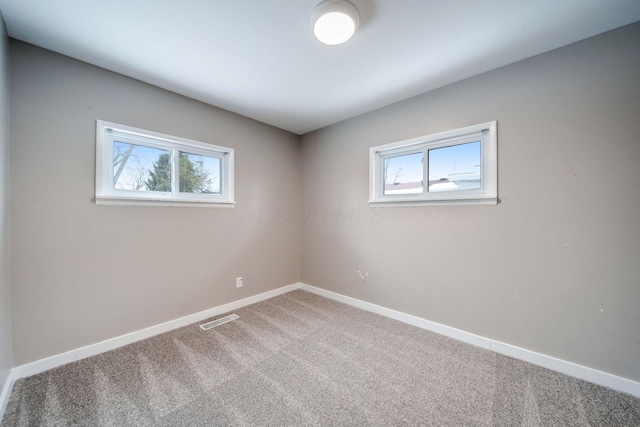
[
  {"left": 369, "top": 121, "right": 497, "bottom": 206},
  {"left": 95, "top": 120, "right": 234, "bottom": 206}
]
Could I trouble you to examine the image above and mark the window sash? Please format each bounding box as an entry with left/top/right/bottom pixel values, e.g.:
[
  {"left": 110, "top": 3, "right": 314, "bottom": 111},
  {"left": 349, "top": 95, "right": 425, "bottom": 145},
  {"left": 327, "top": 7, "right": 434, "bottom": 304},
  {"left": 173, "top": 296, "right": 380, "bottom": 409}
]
[
  {"left": 381, "top": 149, "right": 424, "bottom": 196},
  {"left": 177, "top": 151, "right": 224, "bottom": 197}
]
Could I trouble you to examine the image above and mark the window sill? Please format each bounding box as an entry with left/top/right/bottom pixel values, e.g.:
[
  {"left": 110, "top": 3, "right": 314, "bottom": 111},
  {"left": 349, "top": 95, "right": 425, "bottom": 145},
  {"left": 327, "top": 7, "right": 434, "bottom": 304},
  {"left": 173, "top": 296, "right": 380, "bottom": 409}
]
[
  {"left": 368, "top": 197, "right": 497, "bottom": 207},
  {"left": 95, "top": 196, "right": 236, "bottom": 208}
]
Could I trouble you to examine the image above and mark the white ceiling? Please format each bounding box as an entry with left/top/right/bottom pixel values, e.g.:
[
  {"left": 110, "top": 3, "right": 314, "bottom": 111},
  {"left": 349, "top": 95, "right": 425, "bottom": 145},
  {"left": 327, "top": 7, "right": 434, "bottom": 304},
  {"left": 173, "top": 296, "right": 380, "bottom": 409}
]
[{"left": 1, "top": 1, "right": 639, "bottom": 135}]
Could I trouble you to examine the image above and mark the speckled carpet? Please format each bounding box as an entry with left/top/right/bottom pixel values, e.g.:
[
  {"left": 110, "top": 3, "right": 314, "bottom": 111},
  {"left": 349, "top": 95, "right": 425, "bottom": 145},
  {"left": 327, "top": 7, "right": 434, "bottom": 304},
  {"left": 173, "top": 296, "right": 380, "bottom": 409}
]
[{"left": 2, "top": 290, "right": 640, "bottom": 426}]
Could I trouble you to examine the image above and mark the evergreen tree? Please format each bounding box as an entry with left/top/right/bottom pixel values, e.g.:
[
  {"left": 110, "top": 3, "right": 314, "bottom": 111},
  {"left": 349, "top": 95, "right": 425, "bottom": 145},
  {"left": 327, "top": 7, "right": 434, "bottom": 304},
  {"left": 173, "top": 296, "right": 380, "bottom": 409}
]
[
  {"left": 178, "top": 153, "right": 213, "bottom": 193},
  {"left": 145, "top": 153, "right": 172, "bottom": 191},
  {"left": 146, "top": 153, "right": 213, "bottom": 193}
]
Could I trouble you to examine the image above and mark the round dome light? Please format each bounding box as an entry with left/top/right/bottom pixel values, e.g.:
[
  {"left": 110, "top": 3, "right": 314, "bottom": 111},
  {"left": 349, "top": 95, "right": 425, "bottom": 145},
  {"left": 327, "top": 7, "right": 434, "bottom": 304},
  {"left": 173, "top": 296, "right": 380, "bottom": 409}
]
[{"left": 310, "top": 0, "right": 360, "bottom": 45}]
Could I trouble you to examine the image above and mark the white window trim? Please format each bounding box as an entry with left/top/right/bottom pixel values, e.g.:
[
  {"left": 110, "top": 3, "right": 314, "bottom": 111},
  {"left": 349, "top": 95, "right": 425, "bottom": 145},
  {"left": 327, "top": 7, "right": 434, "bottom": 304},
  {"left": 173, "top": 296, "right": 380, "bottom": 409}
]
[
  {"left": 95, "top": 120, "right": 235, "bottom": 207},
  {"left": 369, "top": 121, "right": 497, "bottom": 207}
]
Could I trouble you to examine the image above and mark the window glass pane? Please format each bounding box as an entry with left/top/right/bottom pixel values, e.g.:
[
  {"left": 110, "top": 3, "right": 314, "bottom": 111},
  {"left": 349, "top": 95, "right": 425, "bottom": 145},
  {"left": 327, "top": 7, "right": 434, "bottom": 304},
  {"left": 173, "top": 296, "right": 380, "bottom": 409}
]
[
  {"left": 178, "top": 152, "right": 221, "bottom": 194},
  {"left": 428, "top": 141, "right": 481, "bottom": 192},
  {"left": 113, "top": 141, "right": 171, "bottom": 192},
  {"left": 383, "top": 152, "right": 423, "bottom": 195}
]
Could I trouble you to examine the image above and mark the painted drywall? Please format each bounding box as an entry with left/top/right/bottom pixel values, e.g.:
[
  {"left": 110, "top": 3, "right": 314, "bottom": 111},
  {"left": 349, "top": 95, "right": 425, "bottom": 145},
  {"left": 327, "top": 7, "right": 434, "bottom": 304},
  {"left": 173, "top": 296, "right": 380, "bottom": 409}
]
[
  {"left": 0, "top": 15, "right": 12, "bottom": 387},
  {"left": 10, "top": 41, "right": 300, "bottom": 365},
  {"left": 300, "top": 23, "right": 640, "bottom": 382}
]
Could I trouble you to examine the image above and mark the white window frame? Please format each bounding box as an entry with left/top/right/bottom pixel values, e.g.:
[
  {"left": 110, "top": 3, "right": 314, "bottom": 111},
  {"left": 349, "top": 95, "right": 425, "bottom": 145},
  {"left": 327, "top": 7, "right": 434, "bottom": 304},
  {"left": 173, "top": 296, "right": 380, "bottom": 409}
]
[
  {"left": 95, "top": 120, "right": 235, "bottom": 207},
  {"left": 369, "top": 121, "right": 497, "bottom": 206}
]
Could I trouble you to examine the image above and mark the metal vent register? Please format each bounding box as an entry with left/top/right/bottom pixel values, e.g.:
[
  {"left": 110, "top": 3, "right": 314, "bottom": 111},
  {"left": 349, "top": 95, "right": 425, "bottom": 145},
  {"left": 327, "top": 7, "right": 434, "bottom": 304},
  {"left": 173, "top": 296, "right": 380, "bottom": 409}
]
[{"left": 199, "top": 314, "right": 239, "bottom": 330}]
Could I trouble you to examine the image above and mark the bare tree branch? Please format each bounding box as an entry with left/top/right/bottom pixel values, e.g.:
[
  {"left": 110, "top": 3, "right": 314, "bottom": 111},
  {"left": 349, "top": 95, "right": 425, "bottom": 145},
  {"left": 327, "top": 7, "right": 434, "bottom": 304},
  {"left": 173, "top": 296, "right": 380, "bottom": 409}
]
[{"left": 113, "top": 144, "right": 135, "bottom": 184}]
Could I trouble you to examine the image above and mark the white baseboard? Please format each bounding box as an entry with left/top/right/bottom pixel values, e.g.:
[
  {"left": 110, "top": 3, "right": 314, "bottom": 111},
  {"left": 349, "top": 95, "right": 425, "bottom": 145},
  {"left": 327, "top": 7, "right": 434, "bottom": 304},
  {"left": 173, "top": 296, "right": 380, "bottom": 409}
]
[
  {"left": 4, "top": 281, "right": 638, "bottom": 416},
  {"left": 10, "top": 284, "right": 299, "bottom": 380},
  {"left": 0, "top": 371, "right": 16, "bottom": 422},
  {"left": 489, "top": 341, "right": 640, "bottom": 397},
  {"left": 299, "top": 284, "right": 492, "bottom": 349},
  {"left": 299, "top": 283, "right": 640, "bottom": 398}
]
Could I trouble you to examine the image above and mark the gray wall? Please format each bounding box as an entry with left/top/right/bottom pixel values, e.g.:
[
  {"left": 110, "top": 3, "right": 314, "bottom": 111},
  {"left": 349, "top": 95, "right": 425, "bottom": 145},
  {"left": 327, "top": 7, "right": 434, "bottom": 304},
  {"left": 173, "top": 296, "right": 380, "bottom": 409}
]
[
  {"left": 0, "top": 15, "right": 12, "bottom": 387},
  {"left": 10, "top": 41, "right": 300, "bottom": 365},
  {"left": 300, "top": 23, "right": 640, "bottom": 382}
]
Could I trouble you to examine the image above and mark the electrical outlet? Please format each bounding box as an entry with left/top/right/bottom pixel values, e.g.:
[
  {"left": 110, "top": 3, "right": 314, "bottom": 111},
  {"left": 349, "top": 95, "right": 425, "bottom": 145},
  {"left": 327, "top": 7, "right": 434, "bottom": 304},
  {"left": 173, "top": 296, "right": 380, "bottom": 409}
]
[{"left": 236, "top": 277, "right": 243, "bottom": 288}]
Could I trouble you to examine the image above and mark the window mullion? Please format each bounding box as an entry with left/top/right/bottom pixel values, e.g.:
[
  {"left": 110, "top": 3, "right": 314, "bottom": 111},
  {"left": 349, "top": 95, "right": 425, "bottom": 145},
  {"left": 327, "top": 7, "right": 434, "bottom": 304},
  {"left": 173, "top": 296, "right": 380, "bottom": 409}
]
[
  {"left": 423, "top": 147, "right": 428, "bottom": 194},
  {"left": 172, "top": 147, "right": 179, "bottom": 197},
  {"left": 480, "top": 138, "right": 485, "bottom": 191}
]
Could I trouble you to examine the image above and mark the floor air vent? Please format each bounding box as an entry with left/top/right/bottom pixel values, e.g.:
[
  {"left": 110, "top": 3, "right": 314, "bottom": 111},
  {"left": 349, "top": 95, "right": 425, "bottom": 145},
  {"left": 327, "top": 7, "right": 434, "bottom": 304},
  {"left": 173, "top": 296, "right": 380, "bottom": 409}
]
[{"left": 200, "top": 314, "right": 239, "bottom": 330}]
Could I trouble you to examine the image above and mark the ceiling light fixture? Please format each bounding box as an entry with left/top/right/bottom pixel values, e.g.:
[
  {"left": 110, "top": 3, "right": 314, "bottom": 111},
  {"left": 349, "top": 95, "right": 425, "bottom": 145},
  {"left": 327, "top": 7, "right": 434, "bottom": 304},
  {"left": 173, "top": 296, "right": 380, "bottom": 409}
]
[{"left": 310, "top": 0, "right": 360, "bottom": 46}]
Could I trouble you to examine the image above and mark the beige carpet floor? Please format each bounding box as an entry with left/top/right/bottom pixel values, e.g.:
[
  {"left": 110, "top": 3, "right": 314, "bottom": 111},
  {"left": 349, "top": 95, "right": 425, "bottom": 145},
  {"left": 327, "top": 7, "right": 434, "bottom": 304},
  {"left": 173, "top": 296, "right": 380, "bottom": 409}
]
[{"left": 2, "top": 290, "right": 639, "bottom": 426}]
